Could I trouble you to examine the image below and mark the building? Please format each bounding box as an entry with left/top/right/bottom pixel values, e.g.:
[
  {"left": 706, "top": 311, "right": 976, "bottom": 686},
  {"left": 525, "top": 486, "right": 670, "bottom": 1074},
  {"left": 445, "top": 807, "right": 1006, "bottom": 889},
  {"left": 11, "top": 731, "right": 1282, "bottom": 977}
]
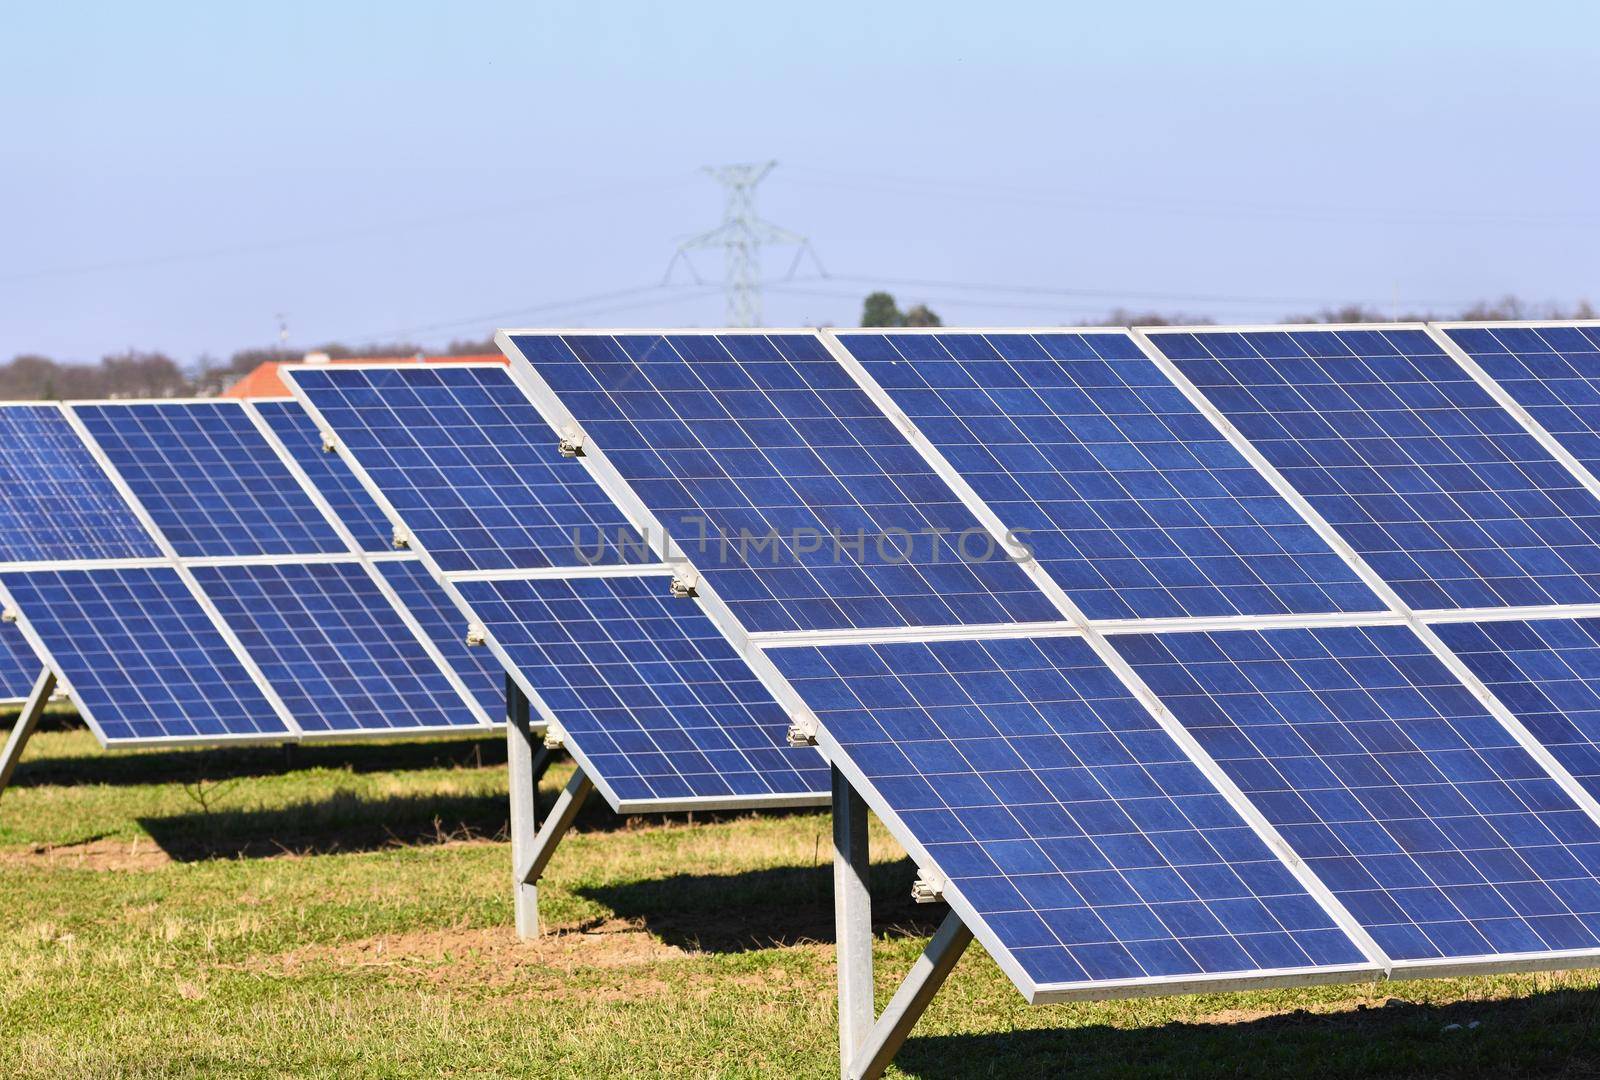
[{"left": 223, "top": 352, "right": 506, "bottom": 398}]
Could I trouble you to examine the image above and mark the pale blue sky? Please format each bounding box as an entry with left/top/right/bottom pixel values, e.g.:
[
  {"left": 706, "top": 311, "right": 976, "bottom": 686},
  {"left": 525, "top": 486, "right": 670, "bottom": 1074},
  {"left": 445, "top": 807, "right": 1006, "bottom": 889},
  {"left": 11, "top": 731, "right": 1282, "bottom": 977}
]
[{"left": 4, "top": 1, "right": 1597, "bottom": 362}]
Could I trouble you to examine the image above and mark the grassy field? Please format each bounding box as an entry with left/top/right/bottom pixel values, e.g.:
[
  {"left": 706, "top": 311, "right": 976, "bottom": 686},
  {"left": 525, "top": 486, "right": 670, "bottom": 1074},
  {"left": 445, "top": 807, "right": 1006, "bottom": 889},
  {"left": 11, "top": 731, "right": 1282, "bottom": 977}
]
[{"left": 5, "top": 711, "right": 1600, "bottom": 1078}]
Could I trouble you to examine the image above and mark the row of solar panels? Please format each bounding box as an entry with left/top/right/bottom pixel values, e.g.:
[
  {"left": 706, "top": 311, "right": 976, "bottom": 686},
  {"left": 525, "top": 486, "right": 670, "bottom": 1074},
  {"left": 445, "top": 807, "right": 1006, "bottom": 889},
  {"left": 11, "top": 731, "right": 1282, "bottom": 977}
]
[
  {"left": 11, "top": 320, "right": 1600, "bottom": 1007},
  {"left": 0, "top": 398, "right": 507, "bottom": 741},
  {"left": 269, "top": 320, "right": 1600, "bottom": 1005}
]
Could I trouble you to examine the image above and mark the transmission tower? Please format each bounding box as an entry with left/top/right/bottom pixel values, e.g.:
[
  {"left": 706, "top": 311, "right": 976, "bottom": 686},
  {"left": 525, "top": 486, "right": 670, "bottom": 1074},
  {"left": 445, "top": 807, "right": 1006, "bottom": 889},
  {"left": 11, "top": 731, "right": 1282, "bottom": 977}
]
[{"left": 665, "top": 161, "right": 823, "bottom": 327}]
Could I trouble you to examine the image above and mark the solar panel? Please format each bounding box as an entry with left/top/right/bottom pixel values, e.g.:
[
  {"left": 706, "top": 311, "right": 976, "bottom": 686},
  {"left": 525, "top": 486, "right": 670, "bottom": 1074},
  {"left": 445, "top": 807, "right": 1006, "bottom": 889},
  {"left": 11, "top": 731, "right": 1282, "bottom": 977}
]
[
  {"left": 0, "top": 566, "right": 291, "bottom": 744},
  {"left": 1435, "top": 617, "right": 1600, "bottom": 805},
  {"left": 455, "top": 573, "right": 828, "bottom": 810},
  {"left": 74, "top": 402, "right": 346, "bottom": 558},
  {"left": 504, "top": 332, "right": 1061, "bottom": 634},
  {"left": 0, "top": 617, "right": 42, "bottom": 701},
  {"left": 833, "top": 330, "right": 1383, "bottom": 621},
  {"left": 253, "top": 399, "right": 395, "bottom": 552},
  {"left": 374, "top": 558, "right": 505, "bottom": 720},
  {"left": 189, "top": 560, "right": 481, "bottom": 734},
  {"left": 1116, "top": 623, "right": 1600, "bottom": 963},
  {"left": 284, "top": 365, "right": 648, "bottom": 572},
  {"left": 766, "top": 633, "right": 1372, "bottom": 993},
  {"left": 1441, "top": 324, "right": 1600, "bottom": 477},
  {"left": 1146, "top": 328, "right": 1600, "bottom": 611},
  {"left": 0, "top": 406, "right": 161, "bottom": 562}
]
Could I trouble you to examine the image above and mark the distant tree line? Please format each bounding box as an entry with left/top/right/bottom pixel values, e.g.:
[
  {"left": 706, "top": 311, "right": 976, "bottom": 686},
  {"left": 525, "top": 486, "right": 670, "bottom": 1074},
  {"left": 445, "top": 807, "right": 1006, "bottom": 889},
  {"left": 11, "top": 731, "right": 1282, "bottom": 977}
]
[
  {"left": 1, "top": 296, "right": 1595, "bottom": 402},
  {"left": 0, "top": 337, "right": 498, "bottom": 401}
]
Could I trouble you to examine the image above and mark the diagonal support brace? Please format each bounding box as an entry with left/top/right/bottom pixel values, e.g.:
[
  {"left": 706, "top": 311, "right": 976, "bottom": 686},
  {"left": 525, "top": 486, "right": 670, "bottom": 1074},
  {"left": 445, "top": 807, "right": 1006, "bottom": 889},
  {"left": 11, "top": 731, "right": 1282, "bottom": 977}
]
[
  {"left": 844, "top": 910, "right": 973, "bottom": 1080},
  {"left": 0, "top": 668, "right": 55, "bottom": 799},
  {"left": 516, "top": 766, "right": 594, "bottom": 890}
]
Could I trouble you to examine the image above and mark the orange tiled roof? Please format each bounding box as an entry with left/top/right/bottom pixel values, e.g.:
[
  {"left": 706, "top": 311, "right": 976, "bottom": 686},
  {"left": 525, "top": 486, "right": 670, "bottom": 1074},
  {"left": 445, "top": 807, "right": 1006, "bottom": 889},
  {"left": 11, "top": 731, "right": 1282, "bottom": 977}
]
[{"left": 222, "top": 354, "right": 507, "bottom": 398}]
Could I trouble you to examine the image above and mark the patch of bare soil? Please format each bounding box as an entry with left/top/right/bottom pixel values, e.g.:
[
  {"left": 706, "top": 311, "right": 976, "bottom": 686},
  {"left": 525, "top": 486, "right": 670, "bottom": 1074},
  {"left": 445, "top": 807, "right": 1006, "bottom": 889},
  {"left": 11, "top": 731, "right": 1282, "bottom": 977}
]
[
  {"left": 249, "top": 918, "right": 695, "bottom": 996},
  {"left": 0, "top": 836, "right": 172, "bottom": 871}
]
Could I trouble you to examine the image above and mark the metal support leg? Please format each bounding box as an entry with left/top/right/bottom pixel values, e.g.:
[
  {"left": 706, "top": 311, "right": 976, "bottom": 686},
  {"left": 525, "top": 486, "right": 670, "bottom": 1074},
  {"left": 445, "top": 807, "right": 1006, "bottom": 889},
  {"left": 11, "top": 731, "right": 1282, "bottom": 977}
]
[
  {"left": 516, "top": 767, "right": 594, "bottom": 890},
  {"left": 0, "top": 668, "right": 55, "bottom": 800},
  {"left": 506, "top": 676, "right": 542, "bottom": 938},
  {"left": 845, "top": 911, "right": 973, "bottom": 1080},
  {"left": 834, "top": 765, "right": 874, "bottom": 1074}
]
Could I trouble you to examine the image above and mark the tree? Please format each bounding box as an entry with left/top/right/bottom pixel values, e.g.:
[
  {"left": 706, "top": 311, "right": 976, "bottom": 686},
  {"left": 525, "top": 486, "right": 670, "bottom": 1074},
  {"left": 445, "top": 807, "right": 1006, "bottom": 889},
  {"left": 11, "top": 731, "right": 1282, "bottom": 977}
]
[
  {"left": 861, "top": 291, "right": 943, "bottom": 328},
  {"left": 860, "top": 292, "right": 902, "bottom": 327}
]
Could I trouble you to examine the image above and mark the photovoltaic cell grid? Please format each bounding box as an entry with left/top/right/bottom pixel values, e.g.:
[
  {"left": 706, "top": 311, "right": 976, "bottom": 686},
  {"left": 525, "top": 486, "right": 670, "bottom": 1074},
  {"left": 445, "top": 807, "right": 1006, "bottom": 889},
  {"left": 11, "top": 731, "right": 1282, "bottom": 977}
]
[
  {"left": 0, "top": 406, "right": 160, "bottom": 562},
  {"left": 455, "top": 574, "right": 828, "bottom": 807},
  {"left": 0, "top": 566, "right": 289, "bottom": 743},
  {"left": 74, "top": 403, "right": 346, "bottom": 558},
  {"left": 0, "top": 620, "right": 41, "bottom": 700},
  {"left": 1149, "top": 328, "right": 1600, "bottom": 610},
  {"left": 508, "top": 332, "right": 1060, "bottom": 634},
  {"left": 375, "top": 559, "right": 505, "bottom": 720},
  {"left": 254, "top": 399, "right": 395, "bottom": 552},
  {"left": 1116, "top": 623, "right": 1600, "bottom": 962},
  {"left": 836, "top": 331, "right": 1382, "bottom": 621},
  {"left": 766, "top": 635, "right": 1368, "bottom": 988},
  {"left": 286, "top": 365, "right": 648, "bottom": 573},
  {"left": 1436, "top": 617, "right": 1600, "bottom": 805},
  {"left": 190, "top": 561, "right": 480, "bottom": 733},
  {"left": 1443, "top": 325, "right": 1600, "bottom": 478}
]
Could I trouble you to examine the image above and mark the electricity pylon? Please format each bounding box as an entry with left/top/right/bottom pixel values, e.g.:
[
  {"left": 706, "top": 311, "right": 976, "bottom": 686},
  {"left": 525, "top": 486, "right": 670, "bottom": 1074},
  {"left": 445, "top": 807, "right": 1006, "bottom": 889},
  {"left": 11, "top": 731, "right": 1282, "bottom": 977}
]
[{"left": 665, "top": 161, "right": 824, "bottom": 327}]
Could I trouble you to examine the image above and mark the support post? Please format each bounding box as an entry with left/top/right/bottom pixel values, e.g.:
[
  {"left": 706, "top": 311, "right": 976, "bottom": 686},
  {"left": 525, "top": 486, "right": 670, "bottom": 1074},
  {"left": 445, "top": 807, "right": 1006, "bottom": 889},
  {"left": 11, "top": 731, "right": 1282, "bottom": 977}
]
[
  {"left": 0, "top": 668, "right": 55, "bottom": 799},
  {"left": 833, "top": 765, "right": 874, "bottom": 1074},
  {"left": 506, "top": 675, "right": 541, "bottom": 938},
  {"left": 845, "top": 911, "right": 973, "bottom": 1080}
]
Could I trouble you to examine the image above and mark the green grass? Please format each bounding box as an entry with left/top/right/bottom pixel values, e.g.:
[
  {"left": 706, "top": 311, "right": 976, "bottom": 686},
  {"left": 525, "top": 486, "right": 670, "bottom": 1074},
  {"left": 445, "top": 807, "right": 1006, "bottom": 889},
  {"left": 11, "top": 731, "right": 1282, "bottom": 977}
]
[{"left": 5, "top": 719, "right": 1600, "bottom": 1077}]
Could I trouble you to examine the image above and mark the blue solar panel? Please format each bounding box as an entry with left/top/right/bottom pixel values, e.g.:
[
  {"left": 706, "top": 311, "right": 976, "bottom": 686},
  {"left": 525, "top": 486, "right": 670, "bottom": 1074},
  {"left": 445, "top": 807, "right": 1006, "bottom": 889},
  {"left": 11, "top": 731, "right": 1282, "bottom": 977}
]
[
  {"left": 254, "top": 399, "right": 395, "bottom": 552},
  {"left": 1443, "top": 324, "right": 1600, "bottom": 478},
  {"left": 285, "top": 365, "right": 648, "bottom": 573},
  {"left": 190, "top": 561, "right": 479, "bottom": 734},
  {"left": 375, "top": 559, "right": 505, "bottom": 721},
  {"left": 1148, "top": 328, "right": 1600, "bottom": 610},
  {"left": 74, "top": 403, "right": 345, "bottom": 558},
  {"left": 0, "top": 617, "right": 40, "bottom": 700},
  {"left": 0, "top": 406, "right": 160, "bottom": 562},
  {"left": 1117, "top": 623, "right": 1600, "bottom": 962},
  {"left": 1436, "top": 617, "right": 1600, "bottom": 805},
  {"left": 0, "top": 566, "right": 289, "bottom": 743},
  {"left": 507, "top": 332, "right": 1061, "bottom": 634},
  {"left": 455, "top": 574, "right": 828, "bottom": 808},
  {"left": 836, "top": 331, "right": 1383, "bottom": 621},
  {"left": 767, "top": 635, "right": 1368, "bottom": 989}
]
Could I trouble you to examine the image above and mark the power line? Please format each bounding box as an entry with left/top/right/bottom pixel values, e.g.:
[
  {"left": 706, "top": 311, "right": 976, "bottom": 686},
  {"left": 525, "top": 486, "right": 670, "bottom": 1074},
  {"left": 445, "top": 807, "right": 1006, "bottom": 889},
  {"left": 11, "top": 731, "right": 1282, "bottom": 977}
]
[
  {"left": 1, "top": 176, "right": 698, "bottom": 284},
  {"left": 810, "top": 273, "right": 1481, "bottom": 312},
  {"left": 779, "top": 164, "right": 1600, "bottom": 230}
]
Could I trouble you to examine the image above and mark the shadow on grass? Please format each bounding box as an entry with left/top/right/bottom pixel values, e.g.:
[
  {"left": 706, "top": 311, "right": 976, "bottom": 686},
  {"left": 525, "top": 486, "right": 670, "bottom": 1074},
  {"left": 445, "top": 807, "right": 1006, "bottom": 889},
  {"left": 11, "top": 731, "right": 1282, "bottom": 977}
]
[
  {"left": 574, "top": 856, "right": 940, "bottom": 952},
  {"left": 135, "top": 777, "right": 827, "bottom": 863},
  {"left": 6, "top": 734, "right": 507, "bottom": 790},
  {"left": 138, "top": 789, "right": 514, "bottom": 861},
  {"left": 893, "top": 987, "right": 1600, "bottom": 1078}
]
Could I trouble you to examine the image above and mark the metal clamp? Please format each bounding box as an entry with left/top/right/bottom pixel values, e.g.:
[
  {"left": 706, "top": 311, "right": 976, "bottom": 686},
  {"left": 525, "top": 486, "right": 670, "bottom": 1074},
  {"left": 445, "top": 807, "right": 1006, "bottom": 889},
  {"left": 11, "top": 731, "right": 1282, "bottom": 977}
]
[
  {"left": 320, "top": 431, "right": 338, "bottom": 454},
  {"left": 786, "top": 715, "right": 818, "bottom": 747},
  {"left": 669, "top": 571, "right": 699, "bottom": 598},
  {"left": 0, "top": 608, "right": 16, "bottom": 624},
  {"left": 557, "top": 426, "right": 585, "bottom": 458},
  {"left": 911, "top": 868, "right": 945, "bottom": 904},
  {"left": 465, "top": 623, "right": 488, "bottom": 647},
  {"left": 391, "top": 526, "right": 411, "bottom": 550},
  {"left": 542, "top": 720, "right": 566, "bottom": 751}
]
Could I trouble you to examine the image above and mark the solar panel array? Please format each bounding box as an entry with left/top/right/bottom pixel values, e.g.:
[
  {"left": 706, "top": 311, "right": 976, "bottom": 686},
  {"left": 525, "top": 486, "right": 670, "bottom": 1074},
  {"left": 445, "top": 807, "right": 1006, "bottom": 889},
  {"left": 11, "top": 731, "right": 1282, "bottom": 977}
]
[
  {"left": 493, "top": 323, "right": 1600, "bottom": 1000},
  {"left": 0, "top": 397, "right": 499, "bottom": 748},
  {"left": 286, "top": 363, "right": 832, "bottom": 812}
]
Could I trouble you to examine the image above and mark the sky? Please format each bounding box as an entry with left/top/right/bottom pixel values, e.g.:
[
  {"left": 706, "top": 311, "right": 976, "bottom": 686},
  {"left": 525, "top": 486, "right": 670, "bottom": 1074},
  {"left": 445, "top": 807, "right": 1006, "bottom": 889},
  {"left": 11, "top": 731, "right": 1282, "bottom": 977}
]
[{"left": 4, "top": 1, "right": 1598, "bottom": 364}]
